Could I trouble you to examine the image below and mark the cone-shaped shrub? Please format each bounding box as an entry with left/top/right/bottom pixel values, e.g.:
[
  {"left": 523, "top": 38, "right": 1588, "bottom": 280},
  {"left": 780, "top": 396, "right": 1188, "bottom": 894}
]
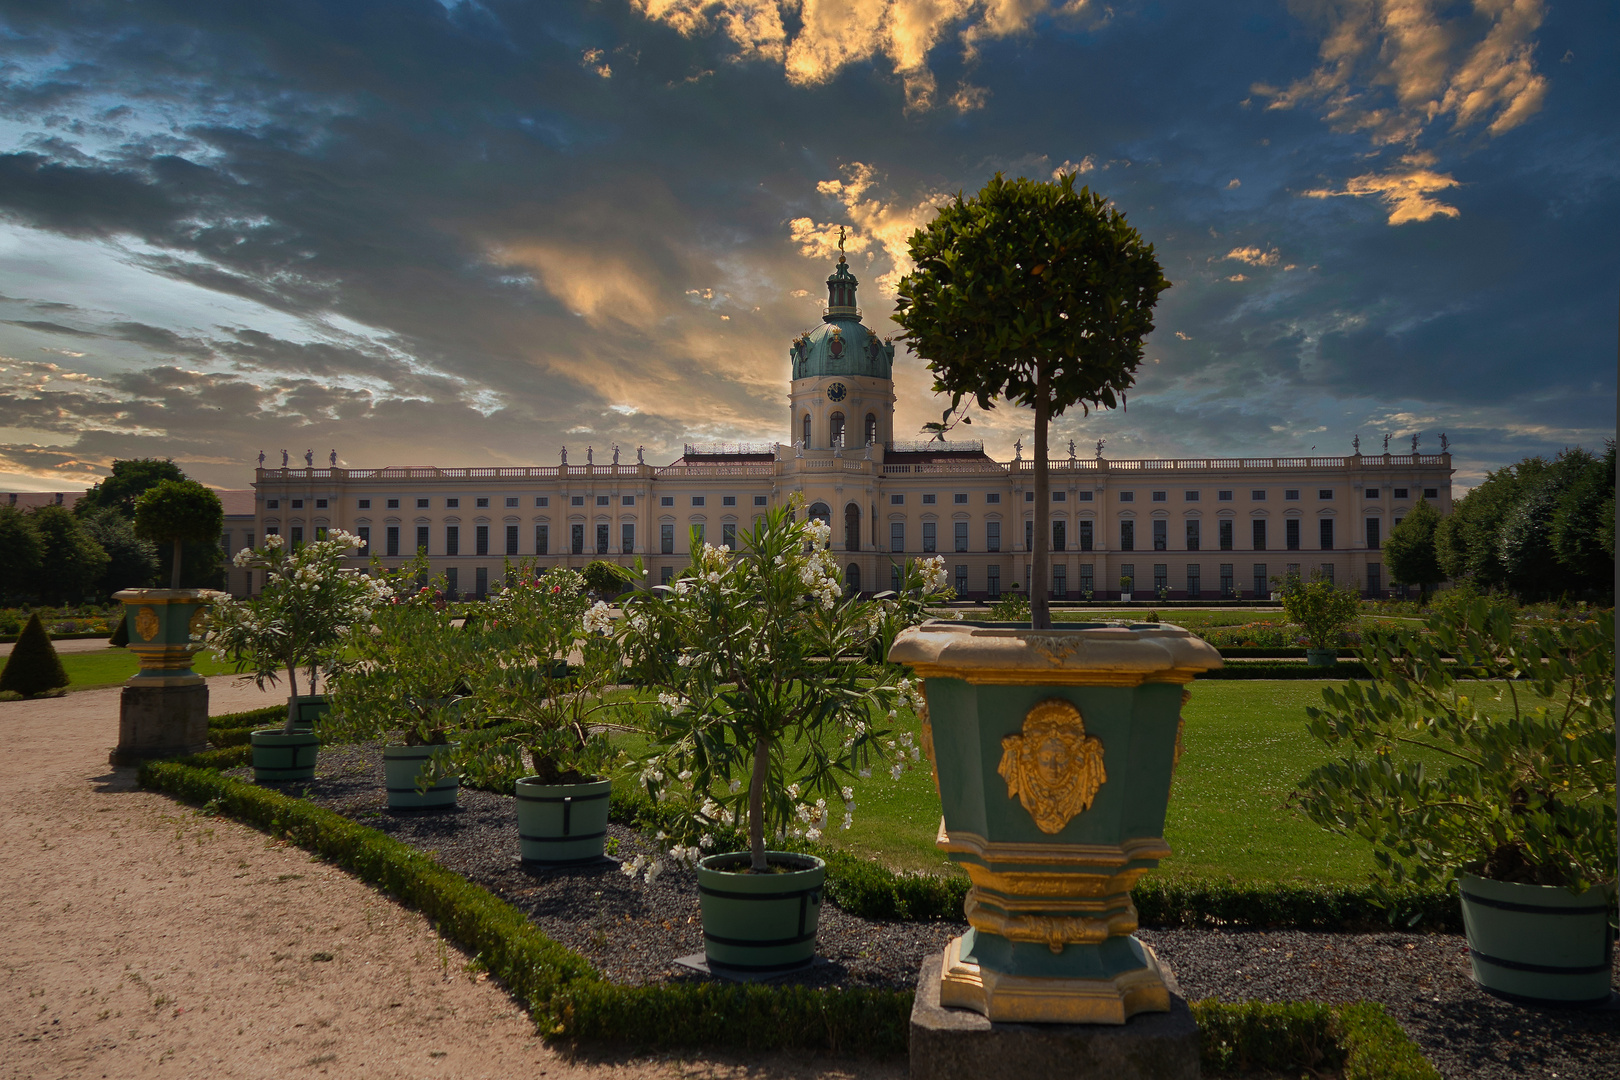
[
  {"left": 110, "top": 611, "right": 130, "bottom": 648},
  {"left": 0, "top": 612, "right": 69, "bottom": 697}
]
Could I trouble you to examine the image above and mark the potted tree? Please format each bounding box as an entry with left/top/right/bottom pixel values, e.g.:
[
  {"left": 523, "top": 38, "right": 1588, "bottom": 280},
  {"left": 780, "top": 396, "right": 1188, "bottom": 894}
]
[
  {"left": 1119, "top": 574, "right": 1134, "bottom": 603},
  {"left": 617, "top": 503, "right": 926, "bottom": 975},
  {"left": 206, "top": 531, "right": 390, "bottom": 782},
  {"left": 110, "top": 479, "right": 226, "bottom": 764},
  {"left": 459, "top": 566, "right": 621, "bottom": 863},
  {"left": 1278, "top": 573, "right": 1360, "bottom": 666},
  {"left": 889, "top": 174, "right": 1224, "bottom": 1027},
  {"left": 1294, "top": 600, "right": 1616, "bottom": 1005},
  {"left": 325, "top": 567, "right": 484, "bottom": 808}
]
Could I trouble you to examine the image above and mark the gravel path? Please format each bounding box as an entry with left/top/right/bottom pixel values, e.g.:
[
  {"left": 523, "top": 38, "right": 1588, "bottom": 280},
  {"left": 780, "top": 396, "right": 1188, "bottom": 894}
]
[
  {"left": 0, "top": 685, "right": 899, "bottom": 1080},
  {"left": 286, "top": 743, "right": 1620, "bottom": 1080}
]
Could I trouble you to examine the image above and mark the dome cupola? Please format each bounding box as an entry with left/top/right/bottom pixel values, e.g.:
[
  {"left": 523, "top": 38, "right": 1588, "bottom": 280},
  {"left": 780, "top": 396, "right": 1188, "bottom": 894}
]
[{"left": 788, "top": 230, "right": 895, "bottom": 381}]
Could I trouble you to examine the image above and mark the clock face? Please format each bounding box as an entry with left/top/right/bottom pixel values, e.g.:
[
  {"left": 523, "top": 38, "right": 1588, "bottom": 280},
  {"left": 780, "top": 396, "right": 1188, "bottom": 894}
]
[{"left": 827, "top": 382, "right": 847, "bottom": 402}]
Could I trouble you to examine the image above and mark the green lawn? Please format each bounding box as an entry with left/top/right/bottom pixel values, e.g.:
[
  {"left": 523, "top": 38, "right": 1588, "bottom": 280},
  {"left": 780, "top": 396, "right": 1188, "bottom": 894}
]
[{"left": 56, "top": 647, "right": 236, "bottom": 691}]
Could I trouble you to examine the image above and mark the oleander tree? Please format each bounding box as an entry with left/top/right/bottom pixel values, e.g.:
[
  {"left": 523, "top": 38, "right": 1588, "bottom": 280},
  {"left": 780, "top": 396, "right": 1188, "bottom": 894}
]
[
  {"left": 207, "top": 532, "right": 391, "bottom": 733},
  {"left": 133, "top": 479, "right": 223, "bottom": 590},
  {"left": 894, "top": 173, "right": 1170, "bottom": 628}
]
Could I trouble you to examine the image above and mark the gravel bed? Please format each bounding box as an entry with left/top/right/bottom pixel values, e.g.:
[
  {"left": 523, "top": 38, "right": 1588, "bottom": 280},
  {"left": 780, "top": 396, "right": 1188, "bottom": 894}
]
[{"left": 247, "top": 744, "right": 1618, "bottom": 1079}]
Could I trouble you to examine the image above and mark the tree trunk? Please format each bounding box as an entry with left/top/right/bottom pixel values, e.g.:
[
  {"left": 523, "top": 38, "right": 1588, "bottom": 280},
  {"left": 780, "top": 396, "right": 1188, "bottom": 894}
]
[
  {"left": 170, "top": 537, "right": 183, "bottom": 590},
  {"left": 749, "top": 733, "right": 769, "bottom": 871},
  {"left": 1032, "top": 368, "right": 1052, "bottom": 630},
  {"left": 284, "top": 662, "right": 300, "bottom": 735}
]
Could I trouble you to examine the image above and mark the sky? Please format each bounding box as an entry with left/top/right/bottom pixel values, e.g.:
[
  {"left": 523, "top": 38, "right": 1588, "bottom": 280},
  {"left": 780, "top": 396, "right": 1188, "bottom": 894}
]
[{"left": 0, "top": 0, "right": 1614, "bottom": 493}]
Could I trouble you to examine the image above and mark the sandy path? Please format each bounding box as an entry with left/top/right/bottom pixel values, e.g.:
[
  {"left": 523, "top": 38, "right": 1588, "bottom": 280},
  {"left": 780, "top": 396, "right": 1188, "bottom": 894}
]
[{"left": 1, "top": 683, "right": 901, "bottom": 1080}]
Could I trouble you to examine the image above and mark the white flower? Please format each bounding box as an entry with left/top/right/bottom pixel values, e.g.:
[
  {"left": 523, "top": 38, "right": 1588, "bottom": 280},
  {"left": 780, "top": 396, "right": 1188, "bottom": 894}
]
[
  {"left": 890, "top": 764, "right": 903, "bottom": 781},
  {"left": 678, "top": 769, "right": 693, "bottom": 782},
  {"left": 581, "top": 601, "right": 613, "bottom": 635},
  {"left": 858, "top": 768, "right": 871, "bottom": 779},
  {"left": 911, "top": 746, "right": 921, "bottom": 761},
  {"left": 700, "top": 834, "right": 715, "bottom": 850},
  {"left": 805, "top": 828, "right": 822, "bottom": 842},
  {"left": 840, "top": 786, "right": 854, "bottom": 802}
]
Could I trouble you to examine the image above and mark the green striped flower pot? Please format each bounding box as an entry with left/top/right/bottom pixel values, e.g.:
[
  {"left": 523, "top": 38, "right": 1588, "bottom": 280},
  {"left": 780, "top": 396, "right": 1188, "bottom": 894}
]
[
  {"left": 697, "top": 851, "right": 825, "bottom": 974},
  {"left": 1459, "top": 873, "right": 1617, "bottom": 1006},
  {"left": 383, "top": 743, "right": 459, "bottom": 809},
  {"left": 291, "top": 694, "right": 330, "bottom": 733},
  {"left": 250, "top": 729, "right": 320, "bottom": 782},
  {"left": 514, "top": 776, "right": 612, "bottom": 864}
]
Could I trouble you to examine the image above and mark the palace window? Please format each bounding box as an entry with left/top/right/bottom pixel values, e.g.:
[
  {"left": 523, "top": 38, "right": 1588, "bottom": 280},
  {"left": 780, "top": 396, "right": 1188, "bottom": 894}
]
[
  {"left": 1186, "top": 520, "right": 1200, "bottom": 551},
  {"left": 1320, "top": 519, "right": 1334, "bottom": 550},
  {"left": 1184, "top": 490, "right": 1199, "bottom": 502},
  {"left": 267, "top": 499, "right": 280, "bottom": 509},
  {"left": 477, "top": 498, "right": 490, "bottom": 508},
  {"left": 315, "top": 498, "right": 327, "bottom": 509},
  {"left": 1219, "top": 563, "right": 1234, "bottom": 598},
  {"left": 622, "top": 523, "right": 635, "bottom": 553},
  {"left": 1253, "top": 564, "right": 1267, "bottom": 597},
  {"left": 1285, "top": 489, "right": 1300, "bottom": 500},
  {"left": 661, "top": 524, "right": 674, "bottom": 554},
  {"left": 506, "top": 525, "right": 519, "bottom": 556},
  {"left": 291, "top": 499, "right": 303, "bottom": 509},
  {"left": 571, "top": 524, "right": 584, "bottom": 555},
  {"left": 1366, "top": 518, "right": 1380, "bottom": 549},
  {"left": 595, "top": 524, "right": 609, "bottom": 554},
  {"left": 1077, "top": 490, "right": 1093, "bottom": 501},
  {"left": 721, "top": 523, "right": 736, "bottom": 549},
  {"left": 1217, "top": 490, "right": 1233, "bottom": 501},
  {"left": 1151, "top": 491, "right": 1166, "bottom": 502},
  {"left": 1024, "top": 521, "right": 1032, "bottom": 552},
  {"left": 986, "top": 493, "right": 1001, "bottom": 504},
  {"left": 355, "top": 528, "right": 368, "bottom": 556},
  {"left": 987, "top": 565, "right": 1001, "bottom": 598},
  {"left": 506, "top": 497, "right": 519, "bottom": 508},
  {"left": 1219, "top": 520, "right": 1233, "bottom": 550},
  {"left": 692, "top": 496, "right": 705, "bottom": 507},
  {"left": 1318, "top": 489, "right": 1333, "bottom": 500},
  {"left": 1079, "top": 519, "right": 1093, "bottom": 551},
  {"left": 477, "top": 525, "right": 490, "bottom": 556},
  {"left": 955, "top": 564, "right": 968, "bottom": 595},
  {"left": 891, "top": 522, "right": 904, "bottom": 552},
  {"left": 986, "top": 521, "right": 1001, "bottom": 552},
  {"left": 535, "top": 525, "right": 549, "bottom": 555},
  {"left": 571, "top": 496, "right": 585, "bottom": 507},
  {"left": 1393, "top": 488, "right": 1408, "bottom": 499},
  {"left": 446, "top": 498, "right": 458, "bottom": 508},
  {"left": 891, "top": 493, "right": 905, "bottom": 505},
  {"left": 386, "top": 498, "right": 399, "bottom": 509},
  {"left": 1155, "top": 564, "right": 1168, "bottom": 592},
  {"left": 536, "top": 497, "right": 549, "bottom": 507},
  {"left": 923, "top": 521, "right": 937, "bottom": 552},
  {"left": 1120, "top": 520, "right": 1134, "bottom": 551},
  {"left": 1368, "top": 563, "right": 1382, "bottom": 595},
  {"left": 1080, "top": 563, "right": 1094, "bottom": 595},
  {"left": 597, "top": 496, "right": 610, "bottom": 507},
  {"left": 386, "top": 526, "right": 400, "bottom": 557},
  {"left": 1053, "top": 520, "right": 1066, "bottom": 551},
  {"left": 1187, "top": 563, "right": 1201, "bottom": 599},
  {"left": 1286, "top": 518, "right": 1300, "bottom": 550},
  {"left": 754, "top": 496, "right": 767, "bottom": 507},
  {"left": 953, "top": 493, "right": 968, "bottom": 504},
  {"left": 922, "top": 493, "right": 937, "bottom": 504},
  {"left": 445, "top": 526, "right": 459, "bottom": 556},
  {"left": 1252, "top": 519, "right": 1266, "bottom": 551},
  {"left": 955, "top": 521, "right": 969, "bottom": 552},
  {"left": 623, "top": 495, "right": 636, "bottom": 506},
  {"left": 722, "top": 495, "right": 736, "bottom": 506},
  {"left": 1119, "top": 491, "right": 1135, "bottom": 502},
  {"left": 661, "top": 496, "right": 674, "bottom": 506},
  {"left": 1053, "top": 565, "right": 1067, "bottom": 599},
  {"left": 1423, "top": 487, "right": 1438, "bottom": 499},
  {"left": 415, "top": 526, "right": 429, "bottom": 555},
  {"left": 417, "top": 498, "right": 429, "bottom": 509},
  {"left": 1153, "top": 520, "right": 1167, "bottom": 550}
]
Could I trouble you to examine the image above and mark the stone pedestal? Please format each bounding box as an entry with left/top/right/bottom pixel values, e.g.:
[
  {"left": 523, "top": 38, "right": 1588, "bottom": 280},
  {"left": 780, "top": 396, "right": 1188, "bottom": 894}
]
[
  {"left": 910, "top": 951, "right": 1200, "bottom": 1080},
  {"left": 110, "top": 682, "right": 209, "bottom": 765}
]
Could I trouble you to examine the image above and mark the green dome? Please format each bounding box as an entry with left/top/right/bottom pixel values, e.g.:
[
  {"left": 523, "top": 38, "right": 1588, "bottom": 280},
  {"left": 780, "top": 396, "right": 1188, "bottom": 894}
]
[{"left": 789, "top": 257, "right": 895, "bottom": 380}]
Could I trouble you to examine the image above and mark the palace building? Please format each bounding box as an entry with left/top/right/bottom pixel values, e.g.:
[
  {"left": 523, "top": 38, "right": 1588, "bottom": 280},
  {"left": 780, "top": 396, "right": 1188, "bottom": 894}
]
[{"left": 244, "top": 253, "right": 1454, "bottom": 601}]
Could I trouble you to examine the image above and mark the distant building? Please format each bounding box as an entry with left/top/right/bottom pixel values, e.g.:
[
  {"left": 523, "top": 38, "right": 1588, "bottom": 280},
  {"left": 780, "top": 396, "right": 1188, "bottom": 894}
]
[{"left": 246, "top": 256, "right": 1454, "bottom": 601}]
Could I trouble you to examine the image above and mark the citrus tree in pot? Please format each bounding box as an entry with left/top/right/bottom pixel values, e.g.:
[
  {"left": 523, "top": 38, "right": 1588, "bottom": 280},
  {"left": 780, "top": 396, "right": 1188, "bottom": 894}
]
[
  {"left": 616, "top": 503, "right": 927, "bottom": 976},
  {"left": 1278, "top": 572, "right": 1361, "bottom": 666},
  {"left": 325, "top": 566, "right": 485, "bottom": 809},
  {"left": 206, "top": 530, "right": 389, "bottom": 781},
  {"left": 458, "top": 566, "right": 621, "bottom": 863},
  {"left": 1293, "top": 599, "right": 1616, "bottom": 1005}
]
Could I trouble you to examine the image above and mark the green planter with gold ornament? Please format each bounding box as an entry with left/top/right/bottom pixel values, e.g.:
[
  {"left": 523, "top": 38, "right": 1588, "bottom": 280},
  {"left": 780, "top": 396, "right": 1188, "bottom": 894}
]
[
  {"left": 889, "top": 619, "right": 1222, "bottom": 1025},
  {"left": 108, "top": 588, "right": 225, "bottom": 764}
]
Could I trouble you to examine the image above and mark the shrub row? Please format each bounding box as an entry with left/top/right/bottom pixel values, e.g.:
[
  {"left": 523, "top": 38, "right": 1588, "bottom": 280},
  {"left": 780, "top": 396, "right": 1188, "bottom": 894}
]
[
  {"left": 140, "top": 755, "right": 1438, "bottom": 1072},
  {"left": 209, "top": 705, "right": 284, "bottom": 730},
  {"left": 1194, "top": 999, "right": 1439, "bottom": 1079},
  {"left": 1202, "top": 660, "right": 1373, "bottom": 680}
]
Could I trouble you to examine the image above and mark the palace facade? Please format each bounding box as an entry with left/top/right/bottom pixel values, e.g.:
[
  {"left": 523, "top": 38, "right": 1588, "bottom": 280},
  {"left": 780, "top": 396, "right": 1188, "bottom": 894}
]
[{"left": 244, "top": 255, "right": 1454, "bottom": 601}]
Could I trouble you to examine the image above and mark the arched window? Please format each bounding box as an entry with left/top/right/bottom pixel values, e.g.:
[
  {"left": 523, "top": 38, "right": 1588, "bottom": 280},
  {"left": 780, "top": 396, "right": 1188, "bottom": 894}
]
[
  {"left": 845, "top": 502, "right": 861, "bottom": 552},
  {"left": 829, "top": 412, "right": 845, "bottom": 447},
  {"left": 864, "top": 413, "right": 877, "bottom": 445},
  {"left": 809, "top": 502, "right": 832, "bottom": 531},
  {"left": 845, "top": 562, "right": 861, "bottom": 595},
  {"left": 802, "top": 413, "right": 811, "bottom": 445}
]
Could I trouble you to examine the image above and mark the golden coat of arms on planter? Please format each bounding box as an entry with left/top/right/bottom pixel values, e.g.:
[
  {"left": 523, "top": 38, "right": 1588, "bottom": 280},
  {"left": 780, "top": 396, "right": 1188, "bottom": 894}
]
[
  {"left": 135, "top": 606, "right": 161, "bottom": 642},
  {"left": 997, "top": 699, "right": 1105, "bottom": 833}
]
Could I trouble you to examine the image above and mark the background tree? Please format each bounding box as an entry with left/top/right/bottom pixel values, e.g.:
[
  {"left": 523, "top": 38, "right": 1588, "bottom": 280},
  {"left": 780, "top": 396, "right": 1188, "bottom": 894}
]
[
  {"left": 29, "top": 504, "right": 109, "bottom": 604},
  {"left": 133, "top": 480, "right": 224, "bottom": 590},
  {"left": 894, "top": 173, "right": 1169, "bottom": 628},
  {"left": 0, "top": 505, "right": 45, "bottom": 603},
  {"left": 1434, "top": 457, "right": 1550, "bottom": 590},
  {"left": 1382, "top": 499, "right": 1445, "bottom": 605},
  {"left": 77, "top": 458, "right": 186, "bottom": 518},
  {"left": 1550, "top": 441, "right": 1615, "bottom": 597},
  {"left": 79, "top": 507, "right": 161, "bottom": 597}
]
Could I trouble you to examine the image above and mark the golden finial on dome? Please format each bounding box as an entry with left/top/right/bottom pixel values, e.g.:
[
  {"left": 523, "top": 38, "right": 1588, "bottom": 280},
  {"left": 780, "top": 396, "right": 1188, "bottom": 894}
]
[{"left": 838, "top": 225, "right": 846, "bottom": 264}]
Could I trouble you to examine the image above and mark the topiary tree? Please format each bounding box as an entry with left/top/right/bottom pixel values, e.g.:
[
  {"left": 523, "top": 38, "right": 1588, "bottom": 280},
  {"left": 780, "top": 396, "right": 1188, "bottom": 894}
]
[
  {"left": 894, "top": 172, "right": 1170, "bottom": 628},
  {"left": 133, "top": 480, "right": 224, "bottom": 590},
  {"left": 1383, "top": 498, "right": 1445, "bottom": 605},
  {"left": 581, "top": 559, "right": 633, "bottom": 600},
  {"left": 0, "top": 612, "right": 69, "bottom": 697}
]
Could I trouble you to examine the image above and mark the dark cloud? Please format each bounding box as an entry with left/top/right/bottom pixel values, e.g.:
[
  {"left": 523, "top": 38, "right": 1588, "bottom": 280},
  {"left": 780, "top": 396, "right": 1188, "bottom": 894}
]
[
  {"left": 1, "top": 318, "right": 98, "bottom": 337},
  {"left": 0, "top": 0, "right": 1611, "bottom": 491}
]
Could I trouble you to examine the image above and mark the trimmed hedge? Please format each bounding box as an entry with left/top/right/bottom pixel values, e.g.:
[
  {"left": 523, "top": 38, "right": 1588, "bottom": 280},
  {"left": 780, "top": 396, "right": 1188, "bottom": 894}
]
[
  {"left": 137, "top": 756, "right": 1439, "bottom": 1071},
  {"left": 1202, "top": 660, "right": 1372, "bottom": 680},
  {"left": 1194, "top": 999, "right": 1439, "bottom": 1079},
  {"left": 209, "top": 704, "right": 284, "bottom": 730}
]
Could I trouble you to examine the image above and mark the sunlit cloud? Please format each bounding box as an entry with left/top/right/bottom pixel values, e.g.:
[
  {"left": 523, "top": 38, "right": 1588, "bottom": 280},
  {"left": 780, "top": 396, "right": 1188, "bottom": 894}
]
[
  {"left": 1255, "top": 0, "right": 1548, "bottom": 146},
  {"left": 808, "top": 162, "right": 951, "bottom": 294},
  {"left": 1302, "top": 152, "right": 1462, "bottom": 225},
  {"left": 631, "top": 0, "right": 1092, "bottom": 111},
  {"left": 1224, "top": 246, "right": 1281, "bottom": 267}
]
